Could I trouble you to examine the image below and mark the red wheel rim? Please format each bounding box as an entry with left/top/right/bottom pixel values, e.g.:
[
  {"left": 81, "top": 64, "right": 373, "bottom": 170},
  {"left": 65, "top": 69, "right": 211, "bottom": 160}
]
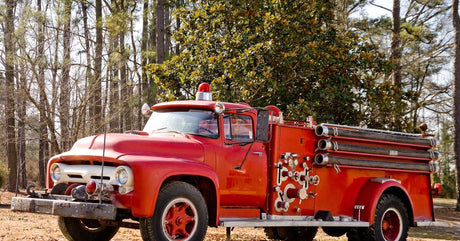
[
  {"left": 381, "top": 207, "right": 402, "bottom": 241},
  {"left": 161, "top": 198, "right": 198, "bottom": 241}
]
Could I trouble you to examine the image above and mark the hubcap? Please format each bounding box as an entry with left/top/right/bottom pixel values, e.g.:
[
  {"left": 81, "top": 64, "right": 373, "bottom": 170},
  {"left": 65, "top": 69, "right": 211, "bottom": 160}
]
[
  {"left": 381, "top": 207, "right": 402, "bottom": 241},
  {"left": 161, "top": 198, "right": 198, "bottom": 241}
]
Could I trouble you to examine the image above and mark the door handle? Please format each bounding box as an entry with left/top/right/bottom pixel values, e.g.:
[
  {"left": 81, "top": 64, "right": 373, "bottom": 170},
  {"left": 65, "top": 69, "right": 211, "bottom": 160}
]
[{"left": 252, "top": 152, "right": 263, "bottom": 157}]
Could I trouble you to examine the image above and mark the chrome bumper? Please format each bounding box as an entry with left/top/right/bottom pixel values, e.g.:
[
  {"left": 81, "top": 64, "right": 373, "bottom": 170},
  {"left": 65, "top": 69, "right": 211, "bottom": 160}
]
[{"left": 11, "top": 196, "right": 117, "bottom": 220}]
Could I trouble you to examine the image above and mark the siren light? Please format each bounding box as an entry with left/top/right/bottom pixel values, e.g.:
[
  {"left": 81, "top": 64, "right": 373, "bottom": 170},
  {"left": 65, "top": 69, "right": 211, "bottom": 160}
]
[{"left": 196, "top": 83, "right": 212, "bottom": 101}]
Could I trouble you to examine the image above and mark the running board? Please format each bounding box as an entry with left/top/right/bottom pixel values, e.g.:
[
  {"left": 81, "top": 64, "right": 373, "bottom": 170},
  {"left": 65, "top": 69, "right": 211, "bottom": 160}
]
[
  {"left": 220, "top": 218, "right": 369, "bottom": 228},
  {"left": 415, "top": 221, "right": 450, "bottom": 227}
]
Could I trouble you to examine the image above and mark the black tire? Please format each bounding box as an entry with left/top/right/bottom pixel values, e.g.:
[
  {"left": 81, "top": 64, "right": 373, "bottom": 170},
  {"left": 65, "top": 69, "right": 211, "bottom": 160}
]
[
  {"left": 276, "top": 227, "right": 318, "bottom": 241},
  {"left": 346, "top": 228, "right": 364, "bottom": 241},
  {"left": 348, "top": 194, "right": 409, "bottom": 241},
  {"left": 322, "top": 227, "right": 348, "bottom": 237},
  {"left": 58, "top": 217, "right": 119, "bottom": 241},
  {"left": 140, "top": 181, "right": 208, "bottom": 241},
  {"left": 264, "top": 227, "right": 282, "bottom": 240},
  {"left": 51, "top": 183, "right": 68, "bottom": 194}
]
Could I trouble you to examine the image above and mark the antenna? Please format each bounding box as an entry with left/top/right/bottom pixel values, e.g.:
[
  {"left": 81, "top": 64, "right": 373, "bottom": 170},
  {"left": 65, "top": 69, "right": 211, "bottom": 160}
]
[{"left": 99, "top": 126, "right": 107, "bottom": 204}]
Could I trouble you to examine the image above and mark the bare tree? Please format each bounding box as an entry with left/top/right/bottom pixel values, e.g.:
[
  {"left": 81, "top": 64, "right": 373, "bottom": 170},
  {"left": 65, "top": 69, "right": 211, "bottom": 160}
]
[
  {"left": 453, "top": 0, "right": 460, "bottom": 211},
  {"left": 392, "top": 0, "right": 403, "bottom": 131},
  {"left": 92, "top": 0, "right": 103, "bottom": 134},
  {"left": 4, "top": 0, "right": 18, "bottom": 192},
  {"left": 119, "top": 0, "right": 130, "bottom": 131},
  {"left": 80, "top": 0, "right": 92, "bottom": 139},
  {"left": 165, "top": 0, "right": 170, "bottom": 58},
  {"left": 175, "top": 0, "right": 182, "bottom": 55},
  {"left": 60, "top": 0, "right": 72, "bottom": 150},
  {"left": 140, "top": 0, "right": 150, "bottom": 129},
  {"left": 109, "top": 37, "right": 121, "bottom": 132},
  {"left": 17, "top": 62, "right": 27, "bottom": 189},
  {"left": 157, "top": 0, "right": 165, "bottom": 64},
  {"left": 37, "top": 0, "right": 49, "bottom": 187}
]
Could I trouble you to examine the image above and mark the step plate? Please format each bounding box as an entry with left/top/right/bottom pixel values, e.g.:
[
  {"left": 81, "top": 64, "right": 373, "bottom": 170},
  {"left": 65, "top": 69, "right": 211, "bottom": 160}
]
[{"left": 220, "top": 218, "right": 369, "bottom": 228}]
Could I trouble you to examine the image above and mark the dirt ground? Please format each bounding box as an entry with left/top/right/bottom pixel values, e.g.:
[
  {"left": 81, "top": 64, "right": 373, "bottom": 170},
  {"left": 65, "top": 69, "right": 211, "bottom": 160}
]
[{"left": 0, "top": 191, "right": 459, "bottom": 241}]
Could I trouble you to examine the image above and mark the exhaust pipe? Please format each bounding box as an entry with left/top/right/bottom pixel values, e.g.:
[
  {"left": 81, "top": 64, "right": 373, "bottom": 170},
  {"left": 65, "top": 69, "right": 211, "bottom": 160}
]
[{"left": 317, "top": 139, "right": 441, "bottom": 160}]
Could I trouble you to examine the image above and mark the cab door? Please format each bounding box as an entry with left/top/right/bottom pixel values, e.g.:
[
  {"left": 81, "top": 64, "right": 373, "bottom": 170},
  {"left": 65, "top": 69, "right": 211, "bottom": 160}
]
[{"left": 215, "top": 114, "right": 268, "bottom": 207}]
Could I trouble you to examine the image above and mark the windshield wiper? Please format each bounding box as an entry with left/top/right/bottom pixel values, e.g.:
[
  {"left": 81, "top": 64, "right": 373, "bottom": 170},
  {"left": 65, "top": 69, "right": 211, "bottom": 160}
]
[
  {"left": 153, "top": 129, "right": 187, "bottom": 136},
  {"left": 165, "top": 130, "right": 187, "bottom": 136},
  {"left": 151, "top": 127, "right": 167, "bottom": 132}
]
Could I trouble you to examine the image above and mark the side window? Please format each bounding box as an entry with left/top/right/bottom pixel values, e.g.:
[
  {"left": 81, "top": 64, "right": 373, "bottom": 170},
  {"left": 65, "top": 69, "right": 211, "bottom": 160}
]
[
  {"left": 198, "top": 118, "right": 219, "bottom": 138},
  {"left": 223, "top": 115, "right": 254, "bottom": 141}
]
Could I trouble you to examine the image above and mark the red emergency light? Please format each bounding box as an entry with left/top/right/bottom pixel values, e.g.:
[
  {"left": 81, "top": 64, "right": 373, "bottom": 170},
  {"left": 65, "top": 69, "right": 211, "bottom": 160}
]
[{"left": 196, "top": 83, "right": 212, "bottom": 101}]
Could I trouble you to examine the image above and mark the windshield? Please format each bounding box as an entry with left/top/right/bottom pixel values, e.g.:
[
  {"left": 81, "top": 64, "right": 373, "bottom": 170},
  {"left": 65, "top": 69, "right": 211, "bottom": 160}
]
[{"left": 143, "top": 109, "right": 219, "bottom": 138}]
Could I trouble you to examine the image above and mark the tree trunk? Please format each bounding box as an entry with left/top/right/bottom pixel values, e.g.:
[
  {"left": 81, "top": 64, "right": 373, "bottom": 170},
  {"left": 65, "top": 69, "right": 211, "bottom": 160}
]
[
  {"left": 120, "top": 31, "right": 130, "bottom": 131},
  {"left": 93, "top": 0, "right": 103, "bottom": 134},
  {"left": 149, "top": 0, "right": 156, "bottom": 66},
  {"left": 50, "top": 17, "right": 61, "bottom": 155},
  {"left": 391, "top": 0, "right": 403, "bottom": 131},
  {"left": 164, "top": 0, "right": 170, "bottom": 58},
  {"left": 156, "top": 0, "right": 165, "bottom": 64},
  {"left": 37, "top": 0, "right": 49, "bottom": 187},
  {"left": 175, "top": 0, "right": 181, "bottom": 55},
  {"left": 81, "top": 0, "right": 92, "bottom": 139},
  {"left": 18, "top": 66, "right": 27, "bottom": 189},
  {"left": 147, "top": 1, "right": 158, "bottom": 104},
  {"left": 140, "top": 0, "right": 149, "bottom": 128},
  {"left": 110, "top": 37, "right": 120, "bottom": 132},
  {"left": 60, "top": 0, "right": 72, "bottom": 150},
  {"left": 4, "top": 0, "right": 18, "bottom": 192},
  {"left": 452, "top": 0, "right": 460, "bottom": 211}
]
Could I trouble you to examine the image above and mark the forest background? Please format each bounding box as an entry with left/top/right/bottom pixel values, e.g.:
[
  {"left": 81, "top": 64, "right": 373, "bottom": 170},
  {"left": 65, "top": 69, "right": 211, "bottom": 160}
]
[{"left": 0, "top": 0, "right": 458, "bottom": 206}]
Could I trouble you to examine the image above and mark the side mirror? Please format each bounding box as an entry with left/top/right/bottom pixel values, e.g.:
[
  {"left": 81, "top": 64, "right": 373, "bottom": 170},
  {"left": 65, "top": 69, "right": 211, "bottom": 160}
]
[
  {"left": 141, "top": 103, "right": 151, "bottom": 117},
  {"left": 256, "top": 109, "right": 270, "bottom": 142}
]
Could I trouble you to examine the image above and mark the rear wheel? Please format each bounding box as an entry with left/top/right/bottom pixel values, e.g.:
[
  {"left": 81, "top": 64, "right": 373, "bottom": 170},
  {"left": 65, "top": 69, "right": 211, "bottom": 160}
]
[
  {"left": 348, "top": 194, "right": 409, "bottom": 241},
  {"left": 58, "top": 217, "right": 119, "bottom": 241},
  {"left": 375, "top": 195, "right": 409, "bottom": 241},
  {"left": 140, "top": 182, "right": 208, "bottom": 241}
]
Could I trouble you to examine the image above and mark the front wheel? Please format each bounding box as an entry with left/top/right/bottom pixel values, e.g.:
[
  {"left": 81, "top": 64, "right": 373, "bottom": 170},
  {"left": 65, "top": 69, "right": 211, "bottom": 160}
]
[
  {"left": 140, "top": 181, "right": 208, "bottom": 241},
  {"left": 58, "top": 217, "right": 119, "bottom": 241}
]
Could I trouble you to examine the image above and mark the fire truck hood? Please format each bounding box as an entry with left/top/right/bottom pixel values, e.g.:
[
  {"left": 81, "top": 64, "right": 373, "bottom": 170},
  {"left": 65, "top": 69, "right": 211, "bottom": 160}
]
[{"left": 59, "top": 133, "right": 205, "bottom": 162}]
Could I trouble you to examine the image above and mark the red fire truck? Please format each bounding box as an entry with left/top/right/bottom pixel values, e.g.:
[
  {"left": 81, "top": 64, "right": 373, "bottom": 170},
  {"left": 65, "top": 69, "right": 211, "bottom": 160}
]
[{"left": 12, "top": 83, "right": 441, "bottom": 241}]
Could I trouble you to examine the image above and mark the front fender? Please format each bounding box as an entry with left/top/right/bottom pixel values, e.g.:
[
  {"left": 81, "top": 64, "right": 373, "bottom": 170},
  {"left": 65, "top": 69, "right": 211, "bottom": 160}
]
[
  {"left": 120, "top": 155, "right": 220, "bottom": 220},
  {"left": 354, "top": 178, "right": 413, "bottom": 225}
]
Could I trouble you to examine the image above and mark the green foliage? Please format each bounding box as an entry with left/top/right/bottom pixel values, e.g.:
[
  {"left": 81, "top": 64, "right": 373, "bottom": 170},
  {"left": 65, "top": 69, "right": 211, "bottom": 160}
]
[{"left": 149, "top": 0, "right": 391, "bottom": 125}]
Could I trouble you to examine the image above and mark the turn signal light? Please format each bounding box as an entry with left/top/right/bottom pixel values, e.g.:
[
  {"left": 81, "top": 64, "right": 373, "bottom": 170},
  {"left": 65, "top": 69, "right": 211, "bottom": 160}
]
[{"left": 86, "top": 180, "right": 97, "bottom": 195}]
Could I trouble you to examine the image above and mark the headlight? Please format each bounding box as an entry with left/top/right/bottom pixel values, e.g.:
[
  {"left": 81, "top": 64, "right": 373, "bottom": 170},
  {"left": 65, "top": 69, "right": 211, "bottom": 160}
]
[
  {"left": 115, "top": 166, "right": 133, "bottom": 186},
  {"left": 50, "top": 164, "right": 61, "bottom": 182}
]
